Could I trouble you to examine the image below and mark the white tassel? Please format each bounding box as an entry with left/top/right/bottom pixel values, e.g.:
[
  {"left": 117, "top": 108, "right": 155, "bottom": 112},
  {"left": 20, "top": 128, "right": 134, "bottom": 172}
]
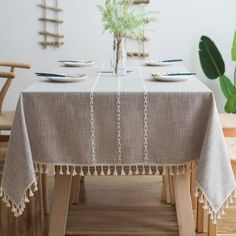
[
  {"left": 66, "top": 166, "right": 70, "bottom": 175},
  {"left": 2, "top": 194, "right": 7, "bottom": 203},
  {"left": 176, "top": 166, "right": 180, "bottom": 175},
  {"left": 128, "top": 166, "right": 133, "bottom": 176},
  {"left": 72, "top": 166, "right": 77, "bottom": 176},
  {"left": 59, "top": 166, "right": 63, "bottom": 175},
  {"left": 12, "top": 204, "right": 16, "bottom": 213},
  {"left": 155, "top": 166, "right": 160, "bottom": 175},
  {"left": 106, "top": 166, "right": 111, "bottom": 176},
  {"left": 93, "top": 166, "right": 98, "bottom": 176},
  {"left": 229, "top": 196, "right": 234, "bottom": 204},
  {"left": 203, "top": 202, "right": 209, "bottom": 210},
  {"left": 121, "top": 166, "right": 126, "bottom": 176},
  {"left": 148, "top": 166, "right": 152, "bottom": 175},
  {"left": 213, "top": 215, "right": 217, "bottom": 224},
  {"left": 210, "top": 212, "right": 214, "bottom": 220},
  {"left": 6, "top": 198, "right": 10, "bottom": 207},
  {"left": 217, "top": 212, "right": 222, "bottom": 219},
  {"left": 79, "top": 167, "right": 84, "bottom": 176},
  {"left": 45, "top": 166, "right": 49, "bottom": 175},
  {"left": 21, "top": 201, "right": 25, "bottom": 209},
  {"left": 181, "top": 165, "right": 186, "bottom": 174},
  {"left": 221, "top": 207, "right": 225, "bottom": 215},
  {"left": 87, "top": 167, "right": 91, "bottom": 176},
  {"left": 169, "top": 166, "right": 174, "bottom": 176},
  {"left": 33, "top": 183, "right": 38, "bottom": 192},
  {"left": 29, "top": 187, "right": 34, "bottom": 197},
  {"left": 100, "top": 166, "right": 105, "bottom": 176},
  {"left": 225, "top": 200, "right": 229, "bottom": 208},
  {"left": 135, "top": 166, "right": 139, "bottom": 175},
  {"left": 142, "top": 165, "right": 145, "bottom": 175},
  {"left": 24, "top": 194, "right": 30, "bottom": 203},
  {"left": 198, "top": 194, "right": 204, "bottom": 203},
  {"left": 113, "top": 166, "right": 118, "bottom": 176}
]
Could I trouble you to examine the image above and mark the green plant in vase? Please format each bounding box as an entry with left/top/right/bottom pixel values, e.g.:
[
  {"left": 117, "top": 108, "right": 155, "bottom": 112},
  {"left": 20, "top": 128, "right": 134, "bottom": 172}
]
[
  {"left": 199, "top": 33, "right": 236, "bottom": 113},
  {"left": 97, "top": 0, "right": 157, "bottom": 76}
]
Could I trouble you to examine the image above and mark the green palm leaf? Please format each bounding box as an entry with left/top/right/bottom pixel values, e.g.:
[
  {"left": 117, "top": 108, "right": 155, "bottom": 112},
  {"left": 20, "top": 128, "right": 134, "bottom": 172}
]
[
  {"left": 225, "top": 88, "right": 236, "bottom": 113},
  {"left": 199, "top": 36, "right": 225, "bottom": 79},
  {"left": 232, "top": 31, "right": 236, "bottom": 61},
  {"left": 219, "top": 75, "right": 235, "bottom": 99}
]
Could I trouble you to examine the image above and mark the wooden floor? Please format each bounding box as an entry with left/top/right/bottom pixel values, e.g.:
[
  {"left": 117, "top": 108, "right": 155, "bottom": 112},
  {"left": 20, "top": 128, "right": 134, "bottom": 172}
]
[{"left": 42, "top": 176, "right": 236, "bottom": 236}]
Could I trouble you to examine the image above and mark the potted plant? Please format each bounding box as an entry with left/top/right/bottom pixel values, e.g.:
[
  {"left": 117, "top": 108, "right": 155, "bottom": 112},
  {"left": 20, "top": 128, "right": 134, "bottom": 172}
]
[
  {"left": 199, "top": 33, "right": 236, "bottom": 113},
  {"left": 97, "top": 0, "right": 157, "bottom": 76}
]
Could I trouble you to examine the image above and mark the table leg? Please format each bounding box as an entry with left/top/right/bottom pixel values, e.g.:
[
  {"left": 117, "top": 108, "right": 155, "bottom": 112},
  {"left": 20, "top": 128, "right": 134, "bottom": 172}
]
[
  {"left": 48, "top": 173, "right": 72, "bottom": 236},
  {"left": 208, "top": 215, "right": 216, "bottom": 236},
  {"left": 173, "top": 173, "right": 195, "bottom": 236},
  {"left": 196, "top": 200, "right": 205, "bottom": 232},
  {"left": 70, "top": 175, "right": 82, "bottom": 205}
]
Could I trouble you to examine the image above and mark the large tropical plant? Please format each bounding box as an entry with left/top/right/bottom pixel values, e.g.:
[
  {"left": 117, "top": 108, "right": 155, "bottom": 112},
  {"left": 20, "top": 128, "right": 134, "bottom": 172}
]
[{"left": 199, "top": 33, "right": 236, "bottom": 113}]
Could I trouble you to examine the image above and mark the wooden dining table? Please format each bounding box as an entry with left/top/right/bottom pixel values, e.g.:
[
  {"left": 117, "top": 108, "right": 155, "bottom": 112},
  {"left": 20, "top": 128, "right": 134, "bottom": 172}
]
[{"left": 1, "top": 61, "right": 235, "bottom": 236}]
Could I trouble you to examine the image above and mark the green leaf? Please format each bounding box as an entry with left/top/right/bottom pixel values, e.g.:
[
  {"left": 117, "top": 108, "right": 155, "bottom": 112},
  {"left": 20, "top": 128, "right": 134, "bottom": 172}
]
[
  {"left": 232, "top": 31, "right": 236, "bottom": 61},
  {"left": 199, "top": 36, "right": 225, "bottom": 79},
  {"left": 225, "top": 88, "right": 236, "bottom": 113},
  {"left": 219, "top": 75, "right": 235, "bottom": 99}
]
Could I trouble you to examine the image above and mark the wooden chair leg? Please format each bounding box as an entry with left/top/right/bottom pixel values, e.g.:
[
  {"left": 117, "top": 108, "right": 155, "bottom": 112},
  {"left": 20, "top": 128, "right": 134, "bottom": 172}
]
[
  {"left": 173, "top": 173, "right": 195, "bottom": 236},
  {"left": 48, "top": 172, "right": 72, "bottom": 236},
  {"left": 70, "top": 175, "right": 82, "bottom": 205},
  {"left": 196, "top": 200, "right": 205, "bottom": 233},
  {"left": 41, "top": 173, "right": 49, "bottom": 215},
  {"left": 169, "top": 175, "right": 175, "bottom": 205},
  {"left": 208, "top": 214, "right": 216, "bottom": 236},
  {"left": 190, "top": 162, "right": 197, "bottom": 210}
]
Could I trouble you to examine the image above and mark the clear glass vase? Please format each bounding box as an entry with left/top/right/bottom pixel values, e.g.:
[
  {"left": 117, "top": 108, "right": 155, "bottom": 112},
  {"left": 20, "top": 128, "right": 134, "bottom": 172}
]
[{"left": 112, "top": 37, "right": 127, "bottom": 77}]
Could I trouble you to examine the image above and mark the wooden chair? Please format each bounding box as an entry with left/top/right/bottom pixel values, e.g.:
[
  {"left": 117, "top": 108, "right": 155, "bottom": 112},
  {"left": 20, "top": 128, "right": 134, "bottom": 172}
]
[
  {"left": 196, "top": 113, "right": 236, "bottom": 236},
  {"left": 0, "top": 61, "right": 31, "bottom": 142}
]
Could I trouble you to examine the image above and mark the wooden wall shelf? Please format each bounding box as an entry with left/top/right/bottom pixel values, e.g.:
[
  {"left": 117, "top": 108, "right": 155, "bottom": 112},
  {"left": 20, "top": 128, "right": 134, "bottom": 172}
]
[
  {"left": 38, "top": 4, "right": 62, "bottom": 12},
  {"left": 133, "top": 0, "right": 150, "bottom": 4},
  {"left": 38, "top": 0, "right": 63, "bottom": 49}
]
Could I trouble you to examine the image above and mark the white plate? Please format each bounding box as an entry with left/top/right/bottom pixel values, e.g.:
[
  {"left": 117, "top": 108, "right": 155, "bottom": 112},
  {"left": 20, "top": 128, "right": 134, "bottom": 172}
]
[
  {"left": 61, "top": 61, "right": 94, "bottom": 67},
  {"left": 151, "top": 74, "right": 193, "bottom": 82},
  {"left": 145, "top": 60, "right": 179, "bottom": 66},
  {"left": 46, "top": 74, "right": 88, "bottom": 82}
]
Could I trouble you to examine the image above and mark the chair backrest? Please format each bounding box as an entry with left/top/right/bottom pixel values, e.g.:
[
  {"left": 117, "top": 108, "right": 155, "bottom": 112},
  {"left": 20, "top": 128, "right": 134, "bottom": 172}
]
[{"left": 0, "top": 61, "right": 31, "bottom": 114}]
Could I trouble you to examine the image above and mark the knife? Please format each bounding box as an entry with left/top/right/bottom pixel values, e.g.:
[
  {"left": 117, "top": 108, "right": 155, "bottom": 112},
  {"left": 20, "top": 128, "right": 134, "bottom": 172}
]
[
  {"left": 161, "top": 59, "right": 183, "bottom": 63},
  {"left": 35, "top": 73, "right": 86, "bottom": 78}
]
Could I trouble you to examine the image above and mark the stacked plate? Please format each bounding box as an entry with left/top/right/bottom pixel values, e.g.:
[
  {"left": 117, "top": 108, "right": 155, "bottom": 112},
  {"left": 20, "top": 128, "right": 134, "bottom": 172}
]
[
  {"left": 58, "top": 60, "right": 94, "bottom": 67},
  {"left": 151, "top": 72, "right": 196, "bottom": 82},
  {"left": 145, "top": 59, "right": 183, "bottom": 67},
  {"left": 35, "top": 73, "right": 88, "bottom": 82}
]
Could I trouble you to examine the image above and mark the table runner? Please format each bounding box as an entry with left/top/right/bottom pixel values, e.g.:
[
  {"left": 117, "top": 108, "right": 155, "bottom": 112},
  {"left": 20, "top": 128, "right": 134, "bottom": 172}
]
[{"left": 1, "top": 62, "right": 235, "bottom": 222}]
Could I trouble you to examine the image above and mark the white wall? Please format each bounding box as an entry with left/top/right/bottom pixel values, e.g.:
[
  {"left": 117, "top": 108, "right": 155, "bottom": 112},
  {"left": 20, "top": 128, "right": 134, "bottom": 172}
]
[{"left": 0, "top": 0, "right": 236, "bottom": 111}]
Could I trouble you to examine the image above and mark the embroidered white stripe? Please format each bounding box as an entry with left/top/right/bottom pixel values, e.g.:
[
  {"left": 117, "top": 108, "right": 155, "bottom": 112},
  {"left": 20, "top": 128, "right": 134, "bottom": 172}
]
[
  {"left": 117, "top": 77, "right": 122, "bottom": 163},
  {"left": 90, "top": 61, "right": 105, "bottom": 164},
  {"left": 136, "top": 61, "right": 149, "bottom": 163}
]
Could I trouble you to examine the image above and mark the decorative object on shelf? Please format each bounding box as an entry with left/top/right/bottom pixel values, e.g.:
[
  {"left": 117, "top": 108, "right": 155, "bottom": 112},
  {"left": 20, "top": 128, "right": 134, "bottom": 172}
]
[
  {"left": 127, "top": 0, "right": 151, "bottom": 59},
  {"left": 133, "top": 0, "right": 150, "bottom": 4},
  {"left": 97, "top": 0, "right": 156, "bottom": 76},
  {"left": 38, "top": 0, "right": 64, "bottom": 48},
  {"left": 199, "top": 34, "right": 236, "bottom": 113}
]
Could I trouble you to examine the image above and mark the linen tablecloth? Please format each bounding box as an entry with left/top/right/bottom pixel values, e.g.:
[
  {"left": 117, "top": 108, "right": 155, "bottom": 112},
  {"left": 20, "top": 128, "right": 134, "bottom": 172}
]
[{"left": 1, "top": 62, "right": 235, "bottom": 222}]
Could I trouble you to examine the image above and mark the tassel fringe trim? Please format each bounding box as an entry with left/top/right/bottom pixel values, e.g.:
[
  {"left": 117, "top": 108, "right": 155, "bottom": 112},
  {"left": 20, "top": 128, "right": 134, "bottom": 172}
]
[
  {"left": 0, "top": 162, "right": 191, "bottom": 217},
  {"left": 195, "top": 182, "right": 236, "bottom": 224},
  {"left": 33, "top": 162, "right": 192, "bottom": 177},
  {"left": 0, "top": 180, "right": 38, "bottom": 217}
]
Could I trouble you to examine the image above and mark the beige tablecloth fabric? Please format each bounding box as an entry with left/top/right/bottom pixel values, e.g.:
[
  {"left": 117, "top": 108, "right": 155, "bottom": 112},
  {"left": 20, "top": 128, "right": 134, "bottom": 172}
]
[{"left": 1, "top": 62, "right": 235, "bottom": 220}]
